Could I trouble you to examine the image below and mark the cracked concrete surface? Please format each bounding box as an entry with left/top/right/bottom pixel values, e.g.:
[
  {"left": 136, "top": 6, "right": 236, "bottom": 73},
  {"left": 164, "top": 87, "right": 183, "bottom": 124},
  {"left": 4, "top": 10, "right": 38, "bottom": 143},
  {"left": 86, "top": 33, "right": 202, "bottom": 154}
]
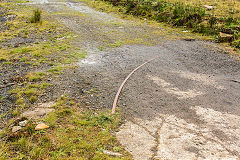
[
  {"left": 117, "top": 121, "right": 157, "bottom": 160},
  {"left": 117, "top": 105, "right": 240, "bottom": 160}
]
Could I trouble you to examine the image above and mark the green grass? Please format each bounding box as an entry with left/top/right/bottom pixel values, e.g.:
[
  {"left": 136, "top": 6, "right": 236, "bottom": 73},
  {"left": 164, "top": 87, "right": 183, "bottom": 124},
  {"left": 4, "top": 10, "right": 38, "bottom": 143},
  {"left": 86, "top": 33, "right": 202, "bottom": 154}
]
[
  {"left": 26, "top": 72, "right": 46, "bottom": 82},
  {"left": 0, "top": 97, "right": 132, "bottom": 159},
  {"left": 9, "top": 82, "right": 53, "bottom": 113},
  {"left": 0, "top": 2, "right": 87, "bottom": 117},
  {"left": 0, "top": 40, "right": 77, "bottom": 65},
  {"left": 166, "top": 0, "right": 240, "bottom": 19},
  {"left": 0, "top": 3, "right": 80, "bottom": 65},
  {"left": 70, "top": 52, "right": 88, "bottom": 59},
  {"left": 107, "top": 40, "right": 123, "bottom": 48}
]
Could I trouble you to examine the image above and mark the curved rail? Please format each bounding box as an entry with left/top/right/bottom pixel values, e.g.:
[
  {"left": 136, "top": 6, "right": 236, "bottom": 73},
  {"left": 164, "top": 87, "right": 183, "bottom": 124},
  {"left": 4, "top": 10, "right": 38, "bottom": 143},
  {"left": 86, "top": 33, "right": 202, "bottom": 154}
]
[{"left": 112, "top": 58, "right": 156, "bottom": 114}]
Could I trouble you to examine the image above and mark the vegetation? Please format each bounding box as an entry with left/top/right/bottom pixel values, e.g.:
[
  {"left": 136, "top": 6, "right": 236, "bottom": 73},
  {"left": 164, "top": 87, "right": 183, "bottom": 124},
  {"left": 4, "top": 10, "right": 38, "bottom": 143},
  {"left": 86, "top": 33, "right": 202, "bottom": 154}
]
[
  {"left": 92, "top": 0, "right": 240, "bottom": 48},
  {"left": 30, "top": 9, "right": 42, "bottom": 23},
  {"left": 166, "top": 0, "right": 240, "bottom": 19},
  {"left": 0, "top": 3, "right": 85, "bottom": 119},
  {"left": 0, "top": 97, "right": 132, "bottom": 159}
]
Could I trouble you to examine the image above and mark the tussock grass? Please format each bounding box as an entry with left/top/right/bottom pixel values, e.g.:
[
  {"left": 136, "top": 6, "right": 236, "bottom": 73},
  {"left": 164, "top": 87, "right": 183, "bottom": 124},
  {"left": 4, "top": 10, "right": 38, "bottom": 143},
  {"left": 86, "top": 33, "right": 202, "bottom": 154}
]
[{"left": 30, "top": 8, "right": 42, "bottom": 23}]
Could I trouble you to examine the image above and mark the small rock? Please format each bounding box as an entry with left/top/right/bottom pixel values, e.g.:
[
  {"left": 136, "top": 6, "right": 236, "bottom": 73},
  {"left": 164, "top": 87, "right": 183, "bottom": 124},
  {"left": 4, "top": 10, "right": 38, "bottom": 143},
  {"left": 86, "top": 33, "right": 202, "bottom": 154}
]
[
  {"left": 199, "top": 20, "right": 208, "bottom": 26},
  {"left": 56, "top": 36, "right": 65, "bottom": 41},
  {"left": 12, "top": 126, "right": 22, "bottom": 133},
  {"left": 22, "top": 108, "right": 54, "bottom": 119},
  {"left": 19, "top": 120, "right": 27, "bottom": 127},
  {"left": 218, "top": 32, "right": 233, "bottom": 42},
  {"left": 204, "top": 5, "right": 214, "bottom": 10},
  {"left": 66, "top": 124, "right": 75, "bottom": 130},
  {"left": 21, "top": 102, "right": 55, "bottom": 120},
  {"left": 38, "top": 102, "right": 56, "bottom": 108},
  {"left": 152, "top": 2, "right": 158, "bottom": 6},
  {"left": 235, "top": 26, "right": 240, "bottom": 31},
  {"left": 35, "top": 123, "right": 49, "bottom": 130},
  {"left": 103, "top": 150, "right": 122, "bottom": 156},
  {"left": 231, "top": 79, "right": 240, "bottom": 83}
]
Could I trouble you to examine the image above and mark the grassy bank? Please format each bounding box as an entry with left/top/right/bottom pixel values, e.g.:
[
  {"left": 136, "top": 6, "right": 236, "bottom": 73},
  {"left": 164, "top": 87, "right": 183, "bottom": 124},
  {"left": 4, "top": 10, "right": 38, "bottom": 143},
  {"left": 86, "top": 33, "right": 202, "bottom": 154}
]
[{"left": 87, "top": 0, "right": 240, "bottom": 50}]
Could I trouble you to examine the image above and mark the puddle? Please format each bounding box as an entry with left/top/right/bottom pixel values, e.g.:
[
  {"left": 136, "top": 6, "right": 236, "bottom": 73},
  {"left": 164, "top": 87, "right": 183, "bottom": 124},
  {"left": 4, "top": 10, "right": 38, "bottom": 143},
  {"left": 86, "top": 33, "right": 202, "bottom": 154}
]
[{"left": 66, "top": 2, "right": 103, "bottom": 14}]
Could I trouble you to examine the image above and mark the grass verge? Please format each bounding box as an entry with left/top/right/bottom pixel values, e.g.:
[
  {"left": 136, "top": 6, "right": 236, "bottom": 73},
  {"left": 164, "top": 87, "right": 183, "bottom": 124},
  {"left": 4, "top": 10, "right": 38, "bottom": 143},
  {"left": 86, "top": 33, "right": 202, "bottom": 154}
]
[{"left": 0, "top": 97, "right": 132, "bottom": 159}]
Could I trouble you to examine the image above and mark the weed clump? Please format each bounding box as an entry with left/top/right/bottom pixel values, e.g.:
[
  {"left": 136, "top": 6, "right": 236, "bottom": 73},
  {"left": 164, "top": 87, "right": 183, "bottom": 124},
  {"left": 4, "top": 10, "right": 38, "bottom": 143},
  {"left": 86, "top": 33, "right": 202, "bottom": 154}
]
[{"left": 30, "top": 9, "right": 42, "bottom": 23}]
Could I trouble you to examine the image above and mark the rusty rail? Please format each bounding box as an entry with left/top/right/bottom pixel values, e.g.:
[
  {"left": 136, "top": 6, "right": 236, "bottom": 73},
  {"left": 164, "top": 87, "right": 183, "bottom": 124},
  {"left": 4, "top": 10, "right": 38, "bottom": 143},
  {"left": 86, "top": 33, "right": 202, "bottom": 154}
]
[{"left": 112, "top": 58, "right": 155, "bottom": 114}]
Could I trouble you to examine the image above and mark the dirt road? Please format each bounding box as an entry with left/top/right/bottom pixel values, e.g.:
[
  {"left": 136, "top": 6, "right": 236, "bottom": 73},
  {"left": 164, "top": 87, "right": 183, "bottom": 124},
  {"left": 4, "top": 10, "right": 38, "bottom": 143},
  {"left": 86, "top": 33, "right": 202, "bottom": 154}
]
[{"left": 25, "top": 0, "right": 240, "bottom": 159}]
